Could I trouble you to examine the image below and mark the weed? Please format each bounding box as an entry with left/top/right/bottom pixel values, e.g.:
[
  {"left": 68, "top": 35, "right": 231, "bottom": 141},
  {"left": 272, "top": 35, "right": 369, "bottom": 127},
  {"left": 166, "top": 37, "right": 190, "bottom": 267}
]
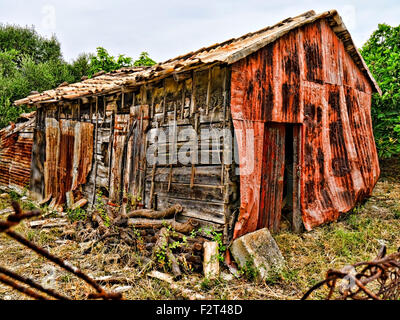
[
  {"left": 60, "top": 274, "right": 71, "bottom": 283},
  {"left": 95, "top": 190, "right": 110, "bottom": 227},
  {"left": 8, "top": 190, "right": 21, "bottom": 201},
  {"left": 21, "top": 200, "right": 37, "bottom": 211},
  {"left": 67, "top": 207, "right": 87, "bottom": 222},
  {"left": 199, "top": 227, "right": 226, "bottom": 262},
  {"left": 238, "top": 259, "right": 260, "bottom": 282}
]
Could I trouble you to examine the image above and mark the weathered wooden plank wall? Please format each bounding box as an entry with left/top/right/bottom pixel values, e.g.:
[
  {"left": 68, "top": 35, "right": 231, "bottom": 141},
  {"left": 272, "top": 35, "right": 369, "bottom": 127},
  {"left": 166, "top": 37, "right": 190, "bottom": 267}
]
[
  {"left": 27, "top": 65, "right": 238, "bottom": 241},
  {"left": 230, "top": 18, "right": 380, "bottom": 235},
  {"left": 141, "top": 66, "right": 238, "bottom": 239}
]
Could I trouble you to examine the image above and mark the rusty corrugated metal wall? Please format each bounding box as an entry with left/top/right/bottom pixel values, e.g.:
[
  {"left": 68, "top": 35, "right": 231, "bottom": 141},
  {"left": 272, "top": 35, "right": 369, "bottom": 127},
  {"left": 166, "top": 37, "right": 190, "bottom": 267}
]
[
  {"left": 43, "top": 119, "right": 94, "bottom": 204},
  {"left": 230, "top": 18, "right": 380, "bottom": 236},
  {"left": 0, "top": 117, "right": 35, "bottom": 191}
]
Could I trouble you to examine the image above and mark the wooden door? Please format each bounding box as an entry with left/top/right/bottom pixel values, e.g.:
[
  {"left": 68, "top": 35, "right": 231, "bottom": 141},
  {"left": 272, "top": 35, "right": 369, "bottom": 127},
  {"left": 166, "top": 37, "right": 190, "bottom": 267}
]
[
  {"left": 109, "top": 106, "right": 149, "bottom": 208},
  {"left": 259, "top": 124, "right": 286, "bottom": 232}
]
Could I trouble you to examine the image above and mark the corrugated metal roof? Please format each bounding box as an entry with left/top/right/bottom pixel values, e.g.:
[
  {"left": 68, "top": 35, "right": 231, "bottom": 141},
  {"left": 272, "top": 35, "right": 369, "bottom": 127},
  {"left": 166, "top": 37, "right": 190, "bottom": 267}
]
[{"left": 14, "top": 9, "right": 380, "bottom": 106}]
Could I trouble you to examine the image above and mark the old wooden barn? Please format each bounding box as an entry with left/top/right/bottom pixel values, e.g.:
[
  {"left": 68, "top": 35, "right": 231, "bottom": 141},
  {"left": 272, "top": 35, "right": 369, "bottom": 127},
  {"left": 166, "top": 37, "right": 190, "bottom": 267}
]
[{"left": 5, "top": 10, "right": 380, "bottom": 243}]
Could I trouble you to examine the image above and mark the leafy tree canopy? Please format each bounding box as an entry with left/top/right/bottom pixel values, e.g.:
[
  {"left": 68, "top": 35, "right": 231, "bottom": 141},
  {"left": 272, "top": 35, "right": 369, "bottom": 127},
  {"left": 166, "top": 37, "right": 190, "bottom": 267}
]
[
  {"left": 0, "top": 24, "right": 62, "bottom": 64},
  {"left": 88, "top": 47, "right": 132, "bottom": 77},
  {"left": 0, "top": 25, "right": 157, "bottom": 129},
  {"left": 133, "top": 51, "right": 156, "bottom": 67},
  {"left": 361, "top": 23, "right": 400, "bottom": 158}
]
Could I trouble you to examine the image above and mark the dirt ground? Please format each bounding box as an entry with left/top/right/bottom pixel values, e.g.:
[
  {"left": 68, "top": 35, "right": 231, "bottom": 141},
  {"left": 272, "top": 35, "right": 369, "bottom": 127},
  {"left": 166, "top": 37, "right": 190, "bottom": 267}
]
[{"left": 0, "top": 158, "right": 399, "bottom": 300}]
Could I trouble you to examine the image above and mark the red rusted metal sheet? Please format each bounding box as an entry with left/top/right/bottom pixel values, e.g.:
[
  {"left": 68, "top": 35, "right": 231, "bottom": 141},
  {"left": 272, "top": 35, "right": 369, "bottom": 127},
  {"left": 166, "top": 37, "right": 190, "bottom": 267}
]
[
  {"left": 71, "top": 122, "right": 94, "bottom": 190},
  {"left": 43, "top": 119, "right": 94, "bottom": 204},
  {"left": 231, "top": 18, "right": 380, "bottom": 236},
  {"left": 0, "top": 117, "right": 35, "bottom": 190},
  {"left": 44, "top": 118, "right": 60, "bottom": 200},
  {"left": 232, "top": 120, "right": 265, "bottom": 239},
  {"left": 230, "top": 30, "right": 303, "bottom": 124}
]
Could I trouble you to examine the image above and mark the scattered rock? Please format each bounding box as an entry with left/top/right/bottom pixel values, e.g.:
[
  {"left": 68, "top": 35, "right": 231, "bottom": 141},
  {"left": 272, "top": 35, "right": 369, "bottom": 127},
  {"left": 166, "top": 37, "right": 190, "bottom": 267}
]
[{"left": 230, "top": 228, "right": 285, "bottom": 280}]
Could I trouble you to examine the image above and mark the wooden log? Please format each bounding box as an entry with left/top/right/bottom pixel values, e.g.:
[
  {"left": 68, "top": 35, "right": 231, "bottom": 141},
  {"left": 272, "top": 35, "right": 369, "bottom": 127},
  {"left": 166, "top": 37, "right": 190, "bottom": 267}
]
[
  {"left": 126, "top": 204, "right": 183, "bottom": 219},
  {"left": 128, "top": 218, "right": 197, "bottom": 234},
  {"left": 180, "top": 253, "right": 202, "bottom": 265},
  {"left": 169, "top": 231, "right": 207, "bottom": 244},
  {"left": 28, "top": 218, "right": 69, "bottom": 229},
  {"left": 203, "top": 241, "right": 219, "bottom": 279},
  {"left": 120, "top": 230, "right": 135, "bottom": 246},
  {"left": 71, "top": 198, "right": 88, "bottom": 210},
  {"left": 166, "top": 250, "right": 182, "bottom": 280},
  {"left": 169, "top": 238, "right": 203, "bottom": 253},
  {"left": 153, "top": 227, "right": 169, "bottom": 253},
  {"left": 92, "top": 211, "right": 107, "bottom": 234},
  {"left": 152, "top": 228, "right": 182, "bottom": 280}
]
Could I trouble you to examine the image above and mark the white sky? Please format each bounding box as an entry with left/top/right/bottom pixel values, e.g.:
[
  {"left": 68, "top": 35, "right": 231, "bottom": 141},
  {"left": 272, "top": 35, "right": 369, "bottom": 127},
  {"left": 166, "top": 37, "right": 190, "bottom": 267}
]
[{"left": 1, "top": 0, "right": 399, "bottom": 63}]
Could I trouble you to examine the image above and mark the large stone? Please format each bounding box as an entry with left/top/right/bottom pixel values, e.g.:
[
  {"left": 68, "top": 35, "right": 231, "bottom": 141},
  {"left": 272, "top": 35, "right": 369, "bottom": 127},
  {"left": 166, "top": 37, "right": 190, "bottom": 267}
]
[{"left": 230, "top": 228, "right": 285, "bottom": 280}]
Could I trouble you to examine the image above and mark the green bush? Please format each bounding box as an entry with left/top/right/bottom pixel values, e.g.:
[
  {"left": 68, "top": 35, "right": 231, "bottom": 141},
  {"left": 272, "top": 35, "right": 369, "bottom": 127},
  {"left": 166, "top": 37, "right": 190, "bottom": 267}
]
[{"left": 361, "top": 24, "right": 400, "bottom": 158}]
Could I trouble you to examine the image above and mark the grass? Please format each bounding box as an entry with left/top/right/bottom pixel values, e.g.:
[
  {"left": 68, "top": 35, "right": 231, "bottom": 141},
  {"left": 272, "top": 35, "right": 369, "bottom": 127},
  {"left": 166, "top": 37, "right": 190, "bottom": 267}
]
[{"left": 0, "top": 158, "right": 399, "bottom": 299}]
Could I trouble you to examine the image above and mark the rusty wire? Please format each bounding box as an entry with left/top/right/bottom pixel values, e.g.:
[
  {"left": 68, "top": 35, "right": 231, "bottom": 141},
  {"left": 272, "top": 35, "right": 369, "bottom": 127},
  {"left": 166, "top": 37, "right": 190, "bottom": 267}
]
[
  {"left": 302, "top": 246, "right": 400, "bottom": 300},
  {"left": 0, "top": 201, "right": 122, "bottom": 300}
]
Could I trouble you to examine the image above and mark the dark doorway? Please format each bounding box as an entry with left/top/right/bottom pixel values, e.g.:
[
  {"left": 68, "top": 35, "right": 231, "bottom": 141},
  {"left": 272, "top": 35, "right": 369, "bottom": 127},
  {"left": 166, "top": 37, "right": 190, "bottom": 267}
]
[{"left": 258, "top": 124, "right": 302, "bottom": 233}]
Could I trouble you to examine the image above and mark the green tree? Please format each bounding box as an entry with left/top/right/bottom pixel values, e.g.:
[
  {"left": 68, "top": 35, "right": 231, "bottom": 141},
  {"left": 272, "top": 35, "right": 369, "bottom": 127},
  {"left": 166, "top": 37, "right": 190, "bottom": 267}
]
[
  {"left": 0, "top": 24, "right": 62, "bottom": 64},
  {"left": 361, "top": 24, "right": 400, "bottom": 158},
  {"left": 68, "top": 53, "right": 93, "bottom": 82},
  {"left": 88, "top": 47, "right": 132, "bottom": 77},
  {"left": 133, "top": 51, "right": 156, "bottom": 67},
  {"left": 0, "top": 24, "right": 156, "bottom": 129}
]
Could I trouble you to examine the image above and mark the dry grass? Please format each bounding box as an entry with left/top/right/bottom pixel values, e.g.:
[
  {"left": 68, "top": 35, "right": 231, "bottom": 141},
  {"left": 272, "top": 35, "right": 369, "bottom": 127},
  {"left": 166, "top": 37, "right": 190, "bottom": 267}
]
[{"left": 0, "top": 158, "right": 399, "bottom": 300}]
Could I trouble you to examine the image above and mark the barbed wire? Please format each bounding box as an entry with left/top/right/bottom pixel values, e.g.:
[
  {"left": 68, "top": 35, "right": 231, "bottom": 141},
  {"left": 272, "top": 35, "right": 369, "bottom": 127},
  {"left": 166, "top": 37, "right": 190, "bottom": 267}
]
[{"left": 302, "top": 245, "right": 400, "bottom": 300}]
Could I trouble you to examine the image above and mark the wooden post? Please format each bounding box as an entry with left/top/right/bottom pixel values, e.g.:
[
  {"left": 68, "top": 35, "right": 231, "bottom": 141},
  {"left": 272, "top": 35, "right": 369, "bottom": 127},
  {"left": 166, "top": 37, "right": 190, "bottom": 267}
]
[
  {"left": 206, "top": 67, "right": 212, "bottom": 115},
  {"left": 292, "top": 125, "right": 303, "bottom": 233},
  {"left": 190, "top": 113, "right": 199, "bottom": 188},
  {"left": 91, "top": 96, "right": 99, "bottom": 207},
  {"left": 190, "top": 71, "right": 196, "bottom": 116},
  {"left": 180, "top": 83, "right": 185, "bottom": 120},
  {"left": 162, "top": 79, "right": 167, "bottom": 125},
  {"left": 203, "top": 241, "right": 219, "bottom": 279}
]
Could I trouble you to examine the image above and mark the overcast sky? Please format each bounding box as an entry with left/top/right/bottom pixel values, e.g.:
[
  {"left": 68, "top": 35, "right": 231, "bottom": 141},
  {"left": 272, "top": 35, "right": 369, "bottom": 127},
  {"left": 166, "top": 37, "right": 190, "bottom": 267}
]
[{"left": 1, "top": 0, "right": 399, "bottom": 63}]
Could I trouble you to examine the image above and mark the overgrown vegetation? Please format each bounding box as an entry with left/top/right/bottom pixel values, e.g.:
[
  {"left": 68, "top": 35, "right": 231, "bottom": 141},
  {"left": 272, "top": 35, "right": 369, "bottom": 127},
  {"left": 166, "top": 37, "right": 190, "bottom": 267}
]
[
  {"left": 67, "top": 207, "right": 87, "bottom": 222},
  {"left": 0, "top": 24, "right": 156, "bottom": 129},
  {"left": 361, "top": 23, "right": 400, "bottom": 158},
  {"left": 0, "top": 158, "right": 399, "bottom": 299},
  {"left": 95, "top": 190, "right": 110, "bottom": 227}
]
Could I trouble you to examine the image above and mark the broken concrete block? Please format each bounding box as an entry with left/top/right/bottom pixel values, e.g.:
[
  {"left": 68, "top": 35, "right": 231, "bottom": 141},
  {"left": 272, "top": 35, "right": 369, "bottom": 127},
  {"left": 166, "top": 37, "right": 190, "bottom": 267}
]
[
  {"left": 230, "top": 228, "right": 285, "bottom": 280},
  {"left": 203, "top": 241, "right": 220, "bottom": 279}
]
